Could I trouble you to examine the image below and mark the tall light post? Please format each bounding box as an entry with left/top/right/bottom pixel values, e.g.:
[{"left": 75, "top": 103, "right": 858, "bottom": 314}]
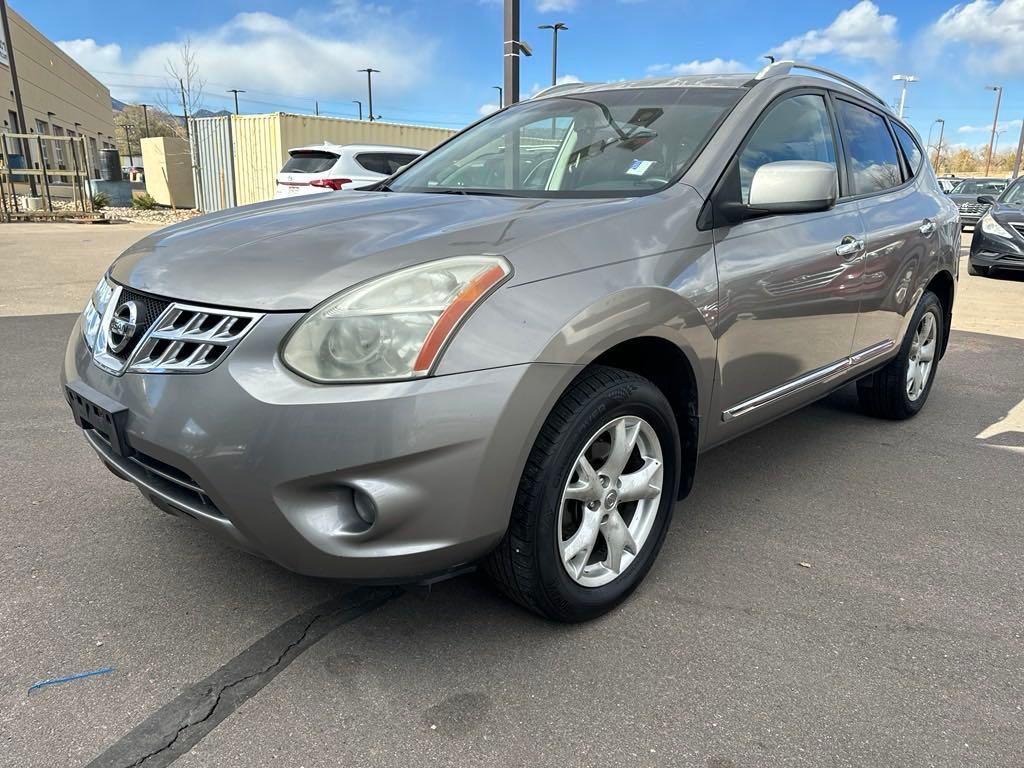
[
  {"left": 892, "top": 74, "right": 918, "bottom": 119},
  {"left": 358, "top": 68, "right": 380, "bottom": 121},
  {"left": 1013, "top": 118, "right": 1024, "bottom": 180},
  {"left": 993, "top": 128, "right": 1007, "bottom": 159},
  {"left": 352, "top": 100, "right": 363, "bottom": 120},
  {"left": 122, "top": 123, "right": 135, "bottom": 166},
  {"left": 227, "top": 89, "right": 245, "bottom": 115},
  {"left": 930, "top": 118, "right": 946, "bottom": 171},
  {"left": 984, "top": 85, "right": 1003, "bottom": 176},
  {"left": 1, "top": 0, "right": 36, "bottom": 195},
  {"left": 493, "top": 85, "right": 503, "bottom": 109},
  {"left": 503, "top": 0, "right": 532, "bottom": 106},
  {"left": 538, "top": 22, "right": 568, "bottom": 86}
]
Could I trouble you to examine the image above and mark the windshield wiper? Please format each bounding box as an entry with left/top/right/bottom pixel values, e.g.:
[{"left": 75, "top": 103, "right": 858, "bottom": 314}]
[{"left": 429, "top": 188, "right": 517, "bottom": 197}]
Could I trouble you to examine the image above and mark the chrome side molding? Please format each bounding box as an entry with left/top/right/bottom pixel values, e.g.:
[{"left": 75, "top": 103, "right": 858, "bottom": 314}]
[{"left": 722, "top": 339, "right": 895, "bottom": 422}]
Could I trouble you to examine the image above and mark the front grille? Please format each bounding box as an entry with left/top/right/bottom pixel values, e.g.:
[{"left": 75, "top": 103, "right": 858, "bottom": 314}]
[
  {"left": 128, "top": 304, "right": 261, "bottom": 373},
  {"left": 112, "top": 288, "right": 170, "bottom": 362},
  {"left": 959, "top": 202, "right": 986, "bottom": 215},
  {"left": 93, "top": 286, "right": 263, "bottom": 376},
  {"left": 1012, "top": 224, "right": 1024, "bottom": 239}
]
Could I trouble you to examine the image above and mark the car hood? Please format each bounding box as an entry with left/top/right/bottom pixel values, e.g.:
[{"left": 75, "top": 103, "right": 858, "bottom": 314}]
[
  {"left": 990, "top": 203, "right": 1024, "bottom": 223},
  {"left": 110, "top": 191, "right": 634, "bottom": 311}
]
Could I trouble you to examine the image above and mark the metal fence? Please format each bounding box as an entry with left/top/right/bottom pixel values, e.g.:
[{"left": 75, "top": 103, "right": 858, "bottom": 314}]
[
  {"left": 0, "top": 132, "right": 96, "bottom": 221},
  {"left": 189, "top": 116, "right": 237, "bottom": 214}
]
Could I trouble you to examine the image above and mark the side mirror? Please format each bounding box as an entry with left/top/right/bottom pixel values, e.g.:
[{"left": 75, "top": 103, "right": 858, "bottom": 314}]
[
  {"left": 748, "top": 161, "right": 838, "bottom": 214},
  {"left": 977, "top": 195, "right": 996, "bottom": 205}
]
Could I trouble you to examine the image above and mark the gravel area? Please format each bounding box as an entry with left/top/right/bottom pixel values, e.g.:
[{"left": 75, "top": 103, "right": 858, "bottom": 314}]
[{"left": 14, "top": 197, "right": 201, "bottom": 226}]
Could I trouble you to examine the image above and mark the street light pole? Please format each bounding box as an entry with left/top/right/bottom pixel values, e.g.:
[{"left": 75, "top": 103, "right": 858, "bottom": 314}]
[
  {"left": 538, "top": 22, "right": 568, "bottom": 86},
  {"left": 933, "top": 118, "right": 946, "bottom": 171},
  {"left": 1013, "top": 119, "right": 1024, "bottom": 180},
  {"left": 139, "top": 104, "right": 151, "bottom": 137},
  {"left": 502, "top": 0, "right": 532, "bottom": 105},
  {"left": 1, "top": 0, "right": 36, "bottom": 195},
  {"left": 358, "top": 68, "right": 380, "bottom": 121},
  {"left": 985, "top": 85, "right": 1003, "bottom": 176},
  {"left": 493, "top": 85, "right": 503, "bottom": 109},
  {"left": 227, "top": 89, "right": 245, "bottom": 115},
  {"left": 352, "top": 100, "right": 363, "bottom": 120},
  {"left": 122, "top": 123, "right": 135, "bottom": 167},
  {"left": 891, "top": 74, "right": 918, "bottom": 119}
]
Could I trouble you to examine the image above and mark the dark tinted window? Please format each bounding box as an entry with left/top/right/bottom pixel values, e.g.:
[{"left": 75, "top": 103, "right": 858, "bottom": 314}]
[
  {"left": 739, "top": 94, "right": 837, "bottom": 204},
  {"left": 892, "top": 123, "right": 923, "bottom": 175},
  {"left": 836, "top": 100, "right": 903, "bottom": 194},
  {"left": 356, "top": 152, "right": 420, "bottom": 175},
  {"left": 1000, "top": 179, "right": 1024, "bottom": 205},
  {"left": 281, "top": 150, "right": 339, "bottom": 174}
]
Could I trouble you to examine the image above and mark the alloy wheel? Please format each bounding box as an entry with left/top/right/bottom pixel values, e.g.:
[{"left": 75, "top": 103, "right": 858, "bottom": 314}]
[
  {"left": 557, "top": 415, "right": 664, "bottom": 588},
  {"left": 906, "top": 312, "right": 937, "bottom": 402}
]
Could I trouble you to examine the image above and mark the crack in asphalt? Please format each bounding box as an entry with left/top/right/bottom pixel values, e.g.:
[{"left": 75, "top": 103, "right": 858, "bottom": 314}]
[
  {"left": 86, "top": 587, "right": 398, "bottom": 768},
  {"left": 127, "top": 609, "right": 326, "bottom": 768}
]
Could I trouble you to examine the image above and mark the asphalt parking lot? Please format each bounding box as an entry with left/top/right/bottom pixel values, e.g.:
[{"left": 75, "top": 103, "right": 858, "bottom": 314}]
[{"left": 2, "top": 223, "right": 1023, "bottom": 767}]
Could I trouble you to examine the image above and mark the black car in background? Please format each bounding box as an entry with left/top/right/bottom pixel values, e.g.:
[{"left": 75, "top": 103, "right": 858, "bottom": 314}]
[
  {"left": 950, "top": 177, "right": 1008, "bottom": 229},
  {"left": 969, "top": 177, "right": 1024, "bottom": 276}
]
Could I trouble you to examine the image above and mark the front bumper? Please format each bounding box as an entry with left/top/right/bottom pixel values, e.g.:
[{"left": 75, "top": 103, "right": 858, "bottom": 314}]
[
  {"left": 62, "top": 313, "right": 579, "bottom": 581},
  {"left": 970, "top": 229, "right": 1024, "bottom": 271}
]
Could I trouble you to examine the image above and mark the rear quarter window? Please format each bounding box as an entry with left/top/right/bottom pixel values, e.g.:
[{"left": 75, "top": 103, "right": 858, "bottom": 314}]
[
  {"left": 891, "top": 123, "right": 923, "bottom": 176},
  {"left": 356, "top": 152, "right": 421, "bottom": 175},
  {"left": 281, "top": 151, "right": 339, "bottom": 174}
]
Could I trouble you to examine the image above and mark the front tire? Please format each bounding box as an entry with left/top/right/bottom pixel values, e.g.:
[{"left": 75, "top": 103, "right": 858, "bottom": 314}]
[
  {"left": 857, "top": 291, "right": 943, "bottom": 420},
  {"left": 485, "top": 366, "right": 679, "bottom": 622}
]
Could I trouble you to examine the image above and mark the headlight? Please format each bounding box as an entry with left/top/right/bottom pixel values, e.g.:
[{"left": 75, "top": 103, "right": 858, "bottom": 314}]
[
  {"left": 979, "top": 212, "right": 1013, "bottom": 239},
  {"left": 282, "top": 256, "right": 511, "bottom": 382},
  {"left": 82, "top": 277, "right": 115, "bottom": 350}
]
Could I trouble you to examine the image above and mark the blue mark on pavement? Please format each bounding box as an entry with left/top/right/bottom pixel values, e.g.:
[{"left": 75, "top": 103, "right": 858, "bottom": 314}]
[{"left": 28, "top": 667, "right": 114, "bottom": 694}]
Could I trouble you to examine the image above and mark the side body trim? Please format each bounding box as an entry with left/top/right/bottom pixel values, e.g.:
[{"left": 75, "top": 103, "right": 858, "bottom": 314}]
[{"left": 721, "top": 339, "right": 895, "bottom": 422}]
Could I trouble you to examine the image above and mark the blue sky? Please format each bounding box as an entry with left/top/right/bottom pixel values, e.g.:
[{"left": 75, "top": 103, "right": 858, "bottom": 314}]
[{"left": 18, "top": 0, "right": 1024, "bottom": 152}]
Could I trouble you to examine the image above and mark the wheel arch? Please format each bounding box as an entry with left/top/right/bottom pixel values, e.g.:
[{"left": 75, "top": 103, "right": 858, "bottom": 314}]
[{"left": 924, "top": 268, "right": 955, "bottom": 358}]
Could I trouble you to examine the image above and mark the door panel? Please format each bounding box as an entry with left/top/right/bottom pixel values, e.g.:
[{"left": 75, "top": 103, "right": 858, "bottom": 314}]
[
  {"left": 708, "top": 91, "right": 862, "bottom": 438},
  {"left": 713, "top": 204, "right": 864, "bottom": 414}
]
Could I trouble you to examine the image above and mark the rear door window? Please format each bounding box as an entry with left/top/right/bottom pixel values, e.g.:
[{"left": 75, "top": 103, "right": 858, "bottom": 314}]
[
  {"left": 355, "top": 152, "right": 420, "bottom": 175},
  {"left": 281, "top": 151, "right": 339, "bottom": 174},
  {"left": 891, "top": 122, "right": 923, "bottom": 176},
  {"left": 835, "top": 100, "right": 904, "bottom": 195}
]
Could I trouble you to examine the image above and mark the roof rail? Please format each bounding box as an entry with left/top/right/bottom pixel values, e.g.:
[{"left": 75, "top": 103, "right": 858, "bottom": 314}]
[
  {"left": 531, "top": 81, "right": 602, "bottom": 99},
  {"left": 754, "top": 60, "right": 886, "bottom": 107}
]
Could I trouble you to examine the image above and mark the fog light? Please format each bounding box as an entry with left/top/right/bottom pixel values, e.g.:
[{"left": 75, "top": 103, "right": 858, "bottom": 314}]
[{"left": 352, "top": 487, "right": 377, "bottom": 528}]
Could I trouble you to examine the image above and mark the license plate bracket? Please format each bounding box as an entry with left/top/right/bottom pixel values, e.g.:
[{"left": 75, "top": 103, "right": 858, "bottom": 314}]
[{"left": 65, "top": 380, "right": 132, "bottom": 457}]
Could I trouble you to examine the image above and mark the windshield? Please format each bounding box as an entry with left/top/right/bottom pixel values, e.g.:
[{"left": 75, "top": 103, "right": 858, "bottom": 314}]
[
  {"left": 1000, "top": 179, "right": 1024, "bottom": 206},
  {"left": 952, "top": 179, "right": 1006, "bottom": 195},
  {"left": 389, "top": 87, "right": 744, "bottom": 197}
]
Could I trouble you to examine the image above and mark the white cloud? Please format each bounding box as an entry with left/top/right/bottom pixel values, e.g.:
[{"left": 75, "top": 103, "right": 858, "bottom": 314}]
[
  {"left": 56, "top": 6, "right": 436, "bottom": 110},
  {"left": 478, "top": 103, "right": 500, "bottom": 116},
  {"left": 769, "top": 1, "right": 898, "bottom": 63},
  {"left": 930, "top": 0, "right": 1024, "bottom": 75},
  {"left": 957, "top": 118, "right": 1023, "bottom": 133},
  {"left": 525, "top": 74, "right": 582, "bottom": 97},
  {"left": 537, "top": 0, "right": 578, "bottom": 11},
  {"left": 647, "top": 58, "right": 747, "bottom": 76}
]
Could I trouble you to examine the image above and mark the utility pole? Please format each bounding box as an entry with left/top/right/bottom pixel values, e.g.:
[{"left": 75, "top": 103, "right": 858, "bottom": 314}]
[
  {"left": 493, "top": 85, "right": 503, "bottom": 109},
  {"left": 892, "top": 74, "right": 918, "bottom": 119},
  {"left": 179, "top": 78, "right": 190, "bottom": 141},
  {"left": 139, "top": 104, "right": 151, "bottom": 137},
  {"left": 358, "top": 68, "right": 380, "bottom": 121},
  {"left": 504, "top": 0, "right": 521, "bottom": 105},
  {"left": 1012, "top": 119, "right": 1024, "bottom": 180},
  {"left": 985, "top": 85, "right": 1003, "bottom": 176},
  {"left": 0, "top": 0, "right": 36, "bottom": 195},
  {"left": 352, "top": 100, "right": 363, "bottom": 120},
  {"left": 227, "top": 89, "right": 245, "bottom": 115},
  {"left": 315, "top": 100, "right": 319, "bottom": 116},
  {"left": 122, "top": 123, "right": 135, "bottom": 166},
  {"left": 538, "top": 22, "right": 568, "bottom": 86}
]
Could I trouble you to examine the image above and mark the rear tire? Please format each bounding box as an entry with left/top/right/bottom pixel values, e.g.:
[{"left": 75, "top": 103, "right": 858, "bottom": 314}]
[
  {"left": 857, "top": 291, "right": 943, "bottom": 420},
  {"left": 968, "top": 261, "right": 989, "bottom": 277},
  {"left": 484, "top": 366, "right": 679, "bottom": 622}
]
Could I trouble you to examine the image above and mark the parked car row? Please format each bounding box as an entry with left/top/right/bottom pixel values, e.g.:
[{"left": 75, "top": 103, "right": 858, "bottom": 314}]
[
  {"left": 968, "top": 175, "right": 1024, "bottom": 277},
  {"left": 945, "top": 177, "right": 1009, "bottom": 229}
]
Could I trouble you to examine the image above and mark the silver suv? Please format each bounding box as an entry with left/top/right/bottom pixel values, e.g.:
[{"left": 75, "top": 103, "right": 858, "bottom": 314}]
[{"left": 62, "top": 62, "right": 958, "bottom": 621}]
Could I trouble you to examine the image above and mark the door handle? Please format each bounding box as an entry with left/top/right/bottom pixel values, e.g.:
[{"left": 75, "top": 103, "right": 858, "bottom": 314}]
[
  {"left": 835, "top": 236, "right": 865, "bottom": 259},
  {"left": 919, "top": 219, "right": 936, "bottom": 236}
]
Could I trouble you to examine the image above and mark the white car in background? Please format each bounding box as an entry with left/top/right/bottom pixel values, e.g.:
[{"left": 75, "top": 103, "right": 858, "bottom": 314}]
[{"left": 274, "top": 143, "right": 424, "bottom": 198}]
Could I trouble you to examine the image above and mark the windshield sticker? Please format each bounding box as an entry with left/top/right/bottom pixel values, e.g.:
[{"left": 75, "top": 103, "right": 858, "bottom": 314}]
[{"left": 626, "top": 159, "right": 656, "bottom": 176}]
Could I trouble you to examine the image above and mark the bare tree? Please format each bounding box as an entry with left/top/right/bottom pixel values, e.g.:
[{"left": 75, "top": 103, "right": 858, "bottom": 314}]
[{"left": 157, "top": 39, "right": 206, "bottom": 139}]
